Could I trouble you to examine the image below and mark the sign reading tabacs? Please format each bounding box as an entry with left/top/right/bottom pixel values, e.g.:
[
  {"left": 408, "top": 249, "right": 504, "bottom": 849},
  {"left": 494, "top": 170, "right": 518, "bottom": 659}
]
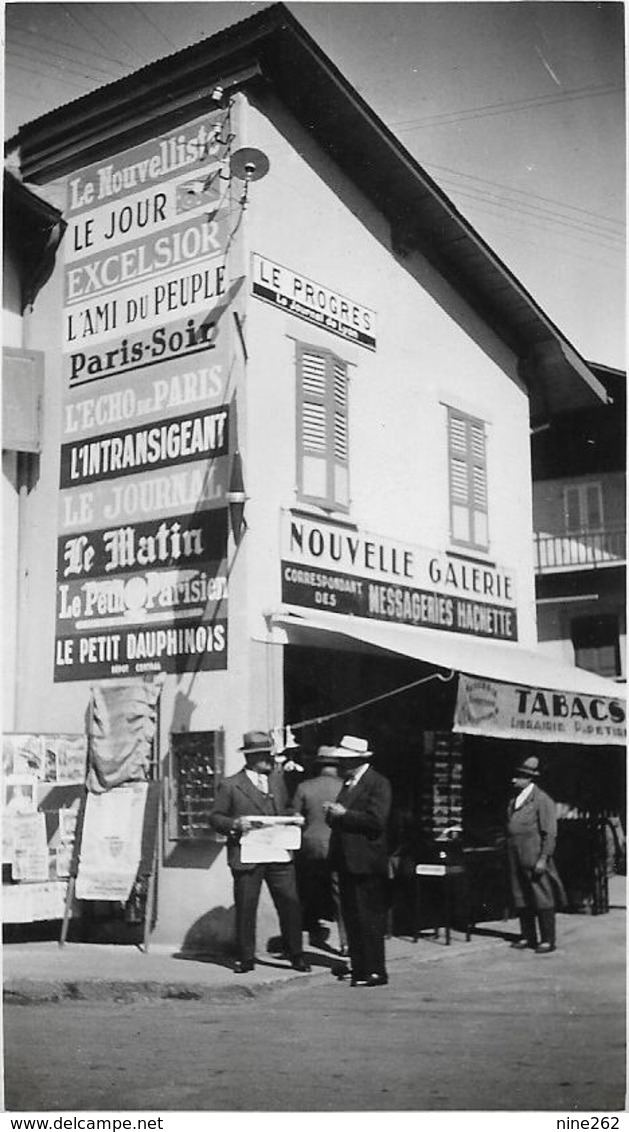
[{"left": 454, "top": 674, "right": 626, "bottom": 746}]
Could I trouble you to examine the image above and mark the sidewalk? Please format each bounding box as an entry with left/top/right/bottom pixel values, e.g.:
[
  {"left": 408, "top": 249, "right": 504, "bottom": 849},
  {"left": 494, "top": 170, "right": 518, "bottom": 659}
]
[{"left": 4, "top": 876, "right": 625, "bottom": 1006}]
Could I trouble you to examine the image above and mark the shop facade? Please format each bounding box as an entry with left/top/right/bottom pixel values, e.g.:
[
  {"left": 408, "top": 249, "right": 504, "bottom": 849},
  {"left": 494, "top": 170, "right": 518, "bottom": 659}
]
[{"left": 4, "top": 5, "right": 624, "bottom": 948}]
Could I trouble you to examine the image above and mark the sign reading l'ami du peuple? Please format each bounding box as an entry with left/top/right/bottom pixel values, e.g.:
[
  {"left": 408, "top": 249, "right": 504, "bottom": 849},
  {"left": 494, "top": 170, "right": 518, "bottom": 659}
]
[
  {"left": 281, "top": 513, "right": 518, "bottom": 641},
  {"left": 55, "top": 109, "right": 236, "bottom": 681},
  {"left": 251, "top": 253, "right": 377, "bottom": 351}
]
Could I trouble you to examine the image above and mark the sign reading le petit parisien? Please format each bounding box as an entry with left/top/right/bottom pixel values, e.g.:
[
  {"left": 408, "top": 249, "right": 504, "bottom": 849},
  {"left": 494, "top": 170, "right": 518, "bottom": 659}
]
[
  {"left": 56, "top": 110, "right": 235, "bottom": 681},
  {"left": 281, "top": 514, "right": 518, "bottom": 641}
]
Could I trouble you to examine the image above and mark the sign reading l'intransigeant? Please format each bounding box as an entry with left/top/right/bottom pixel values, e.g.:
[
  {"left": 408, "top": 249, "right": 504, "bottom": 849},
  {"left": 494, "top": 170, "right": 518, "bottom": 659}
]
[{"left": 56, "top": 108, "right": 236, "bottom": 681}]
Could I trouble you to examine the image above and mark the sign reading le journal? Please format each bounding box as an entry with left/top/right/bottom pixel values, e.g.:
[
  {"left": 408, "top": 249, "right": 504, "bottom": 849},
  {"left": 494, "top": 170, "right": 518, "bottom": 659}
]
[{"left": 251, "top": 253, "right": 376, "bottom": 351}]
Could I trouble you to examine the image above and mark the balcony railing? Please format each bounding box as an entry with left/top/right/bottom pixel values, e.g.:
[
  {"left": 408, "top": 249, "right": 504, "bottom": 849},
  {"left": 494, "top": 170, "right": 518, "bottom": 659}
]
[{"left": 534, "top": 526, "right": 626, "bottom": 573}]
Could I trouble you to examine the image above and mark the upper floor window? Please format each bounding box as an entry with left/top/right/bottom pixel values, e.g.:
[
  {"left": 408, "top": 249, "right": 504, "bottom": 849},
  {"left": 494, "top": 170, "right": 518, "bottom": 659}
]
[
  {"left": 296, "top": 343, "right": 349, "bottom": 511},
  {"left": 564, "top": 482, "right": 604, "bottom": 533},
  {"left": 571, "top": 614, "right": 620, "bottom": 679},
  {"left": 447, "top": 408, "right": 489, "bottom": 551}
]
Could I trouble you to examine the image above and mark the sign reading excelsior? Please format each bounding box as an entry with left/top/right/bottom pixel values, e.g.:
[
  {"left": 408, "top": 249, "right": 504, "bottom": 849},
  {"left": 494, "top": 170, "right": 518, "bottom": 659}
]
[{"left": 55, "top": 108, "right": 235, "bottom": 681}]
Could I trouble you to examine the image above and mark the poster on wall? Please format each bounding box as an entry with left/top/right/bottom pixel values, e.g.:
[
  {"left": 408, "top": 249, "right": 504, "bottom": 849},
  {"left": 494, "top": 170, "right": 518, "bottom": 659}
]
[
  {"left": 75, "top": 781, "right": 148, "bottom": 901},
  {"left": 55, "top": 108, "right": 237, "bottom": 681},
  {"left": 12, "top": 812, "right": 50, "bottom": 882}
]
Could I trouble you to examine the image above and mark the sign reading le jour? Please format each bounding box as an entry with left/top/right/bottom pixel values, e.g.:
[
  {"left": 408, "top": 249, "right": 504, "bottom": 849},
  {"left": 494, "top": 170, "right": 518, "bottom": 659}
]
[{"left": 251, "top": 253, "right": 377, "bottom": 351}]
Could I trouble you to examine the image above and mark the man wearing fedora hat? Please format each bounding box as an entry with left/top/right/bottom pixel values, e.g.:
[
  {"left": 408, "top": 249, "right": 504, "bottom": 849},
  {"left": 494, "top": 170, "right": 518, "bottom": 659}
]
[
  {"left": 209, "top": 730, "right": 310, "bottom": 974},
  {"left": 292, "top": 746, "right": 348, "bottom": 954},
  {"left": 506, "top": 753, "right": 566, "bottom": 954},
  {"left": 324, "top": 735, "right": 391, "bottom": 987}
]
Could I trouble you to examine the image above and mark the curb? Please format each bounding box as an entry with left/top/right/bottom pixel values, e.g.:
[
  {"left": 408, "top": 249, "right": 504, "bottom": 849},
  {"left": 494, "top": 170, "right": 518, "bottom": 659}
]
[
  {"left": 3, "top": 936, "right": 507, "bottom": 1006},
  {"left": 3, "top": 973, "right": 314, "bottom": 1006}
]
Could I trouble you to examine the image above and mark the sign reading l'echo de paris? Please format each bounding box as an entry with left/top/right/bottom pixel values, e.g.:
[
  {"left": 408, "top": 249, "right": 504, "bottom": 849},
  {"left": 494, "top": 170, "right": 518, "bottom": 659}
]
[{"left": 281, "top": 514, "right": 518, "bottom": 642}]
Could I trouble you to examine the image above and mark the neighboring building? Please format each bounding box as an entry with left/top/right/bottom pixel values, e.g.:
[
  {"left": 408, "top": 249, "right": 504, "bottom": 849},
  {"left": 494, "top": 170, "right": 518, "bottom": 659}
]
[
  {"left": 533, "top": 365, "right": 626, "bottom": 682},
  {"left": 4, "top": 5, "right": 625, "bottom": 946},
  {"left": 3, "top": 169, "right": 65, "bottom": 730}
]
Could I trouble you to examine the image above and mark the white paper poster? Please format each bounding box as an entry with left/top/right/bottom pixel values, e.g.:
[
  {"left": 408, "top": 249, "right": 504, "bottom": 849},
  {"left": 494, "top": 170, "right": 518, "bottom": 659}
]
[
  {"left": 76, "top": 781, "right": 148, "bottom": 901},
  {"left": 12, "top": 812, "right": 50, "bottom": 882}
]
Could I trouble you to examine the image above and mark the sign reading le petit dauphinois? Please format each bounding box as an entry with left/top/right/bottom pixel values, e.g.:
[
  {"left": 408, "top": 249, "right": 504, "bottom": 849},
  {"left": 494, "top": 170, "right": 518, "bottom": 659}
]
[{"left": 251, "top": 253, "right": 376, "bottom": 351}]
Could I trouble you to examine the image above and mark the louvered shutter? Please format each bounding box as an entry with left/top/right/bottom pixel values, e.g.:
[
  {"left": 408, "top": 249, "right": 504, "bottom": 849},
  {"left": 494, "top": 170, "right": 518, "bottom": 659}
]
[
  {"left": 332, "top": 358, "right": 349, "bottom": 506},
  {"left": 448, "top": 410, "right": 489, "bottom": 549},
  {"left": 585, "top": 484, "right": 603, "bottom": 530},
  {"left": 564, "top": 486, "right": 582, "bottom": 532},
  {"left": 297, "top": 345, "right": 349, "bottom": 510}
]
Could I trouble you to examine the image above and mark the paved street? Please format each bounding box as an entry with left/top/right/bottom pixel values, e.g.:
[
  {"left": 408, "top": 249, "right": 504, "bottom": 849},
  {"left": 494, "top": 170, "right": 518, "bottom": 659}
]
[{"left": 4, "top": 907, "right": 625, "bottom": 1113}]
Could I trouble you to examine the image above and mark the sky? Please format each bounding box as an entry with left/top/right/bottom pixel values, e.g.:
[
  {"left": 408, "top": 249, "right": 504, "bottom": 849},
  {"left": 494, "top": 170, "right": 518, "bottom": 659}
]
[{"left": 3, "top": 1, "right": 626, "bottom": 368}]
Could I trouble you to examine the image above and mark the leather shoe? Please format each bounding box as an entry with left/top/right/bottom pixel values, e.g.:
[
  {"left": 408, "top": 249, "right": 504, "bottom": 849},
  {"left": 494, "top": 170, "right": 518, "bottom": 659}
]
[
  {"left": 233, "top": 960, "right": 255, "bottom": 973},
  {"left": 535, "top": 942, "right": 556, "bottom": 954},
  {"left": 511, "top": 939, "right": 536, "bottom": 950},
  {"left": 290, "top": 955, "right": 312, "bottom": 972},
  {"left": 338, "top": 945, "right": 349, "bottom": 957}
]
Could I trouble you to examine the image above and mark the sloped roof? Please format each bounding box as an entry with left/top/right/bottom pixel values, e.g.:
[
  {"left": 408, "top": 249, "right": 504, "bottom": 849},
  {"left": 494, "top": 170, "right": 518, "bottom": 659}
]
[{"left": 9, "top": 3, "right": 607, "bottom": 420}]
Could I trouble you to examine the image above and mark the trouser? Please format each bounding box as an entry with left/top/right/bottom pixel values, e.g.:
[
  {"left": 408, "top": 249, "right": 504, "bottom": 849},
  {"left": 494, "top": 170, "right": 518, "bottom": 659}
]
[
  {"left": 232, "top": 863, "right": 303, "bottom": 963},
  {"left": 519, "top": 909, "right": 556, "bottom": 947},
  {"left": 297, "top": 859, "right": 348, "bottom": 948},
  {"left": 338, "top": 872, "right": 387, "bottom": 979}
]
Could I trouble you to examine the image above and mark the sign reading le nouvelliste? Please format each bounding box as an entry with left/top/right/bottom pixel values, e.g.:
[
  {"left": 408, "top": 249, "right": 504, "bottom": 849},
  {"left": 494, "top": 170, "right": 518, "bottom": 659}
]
[{"left": 251, "top": 253, "right": 376, "bottom": 351}]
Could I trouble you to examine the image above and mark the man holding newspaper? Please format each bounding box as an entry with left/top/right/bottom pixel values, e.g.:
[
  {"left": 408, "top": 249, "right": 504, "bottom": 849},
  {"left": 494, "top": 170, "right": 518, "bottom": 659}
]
[{"left": 209, "top": 729, "right": 311, "bottom": 974}]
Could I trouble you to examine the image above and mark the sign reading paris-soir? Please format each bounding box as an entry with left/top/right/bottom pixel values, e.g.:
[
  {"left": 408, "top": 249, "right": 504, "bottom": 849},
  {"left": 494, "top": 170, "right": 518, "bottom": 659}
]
[
  {"left": 55, "top": 108, "right": 235, "bottom": 681},
  {"left": 281, "top": 513, "right": 518, "bottom": 642},
  {"left": 251, "top": 253, "right": 377, "bottom": 351}
]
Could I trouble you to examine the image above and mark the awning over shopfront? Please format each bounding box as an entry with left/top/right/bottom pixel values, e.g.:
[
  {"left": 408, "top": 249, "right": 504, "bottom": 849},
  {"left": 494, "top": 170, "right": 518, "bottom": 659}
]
[{"left": 273, "top": 607, "right": 626, "bottom": 747}]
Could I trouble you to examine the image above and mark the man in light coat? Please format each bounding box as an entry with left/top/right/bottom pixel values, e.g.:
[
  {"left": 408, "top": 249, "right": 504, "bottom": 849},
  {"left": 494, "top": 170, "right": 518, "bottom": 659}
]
[{"left": 506, "top": 754, "right": 565, "bottom": 954}]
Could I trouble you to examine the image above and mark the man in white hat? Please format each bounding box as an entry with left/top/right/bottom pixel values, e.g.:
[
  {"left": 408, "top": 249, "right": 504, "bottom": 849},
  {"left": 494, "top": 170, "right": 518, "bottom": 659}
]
[
  {"left": 506, "top": 753, "right": 565, "bottom": 954},
  {"left": 324, "top": 735, "right": 391, "bottom": 987},
  {"left": 209, "top": 730, "right": 310, "bottom": 974}
]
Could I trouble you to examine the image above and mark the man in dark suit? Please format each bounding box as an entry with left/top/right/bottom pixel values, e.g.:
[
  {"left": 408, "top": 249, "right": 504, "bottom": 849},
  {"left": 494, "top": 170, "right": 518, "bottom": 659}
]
[
  {"left": 324, "top": 734, "right": 392, "bottom": 987},
  {"left": 209, "top": 730, "right": 310, "bottom": 974},
  {"left": 506, "top": 754, "right": 566, "bottom": 955}
]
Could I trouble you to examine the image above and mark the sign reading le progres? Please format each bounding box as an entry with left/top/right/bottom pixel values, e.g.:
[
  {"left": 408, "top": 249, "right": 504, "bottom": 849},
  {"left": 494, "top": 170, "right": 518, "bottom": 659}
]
[{"left": 251, "top": 253, "right": 376, "bottom": 351}]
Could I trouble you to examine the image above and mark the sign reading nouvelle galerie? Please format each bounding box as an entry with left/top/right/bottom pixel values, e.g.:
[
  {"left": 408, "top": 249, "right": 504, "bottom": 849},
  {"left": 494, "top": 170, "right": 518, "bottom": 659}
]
[
  {"left": 55, "top": 110, "right": 235, "bottom": 681},
  {"left": 251, "top": 253, "right": 377, "bottom": 351},
  {"left": 281, "top": 513, "right": 518, "bottom": 641}
]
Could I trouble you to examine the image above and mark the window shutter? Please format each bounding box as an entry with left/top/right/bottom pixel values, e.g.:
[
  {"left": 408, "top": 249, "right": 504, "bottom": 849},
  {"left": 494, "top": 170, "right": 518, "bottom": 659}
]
[
  {"left": 585, "top": 484, "right": 603, "bottom": 529},
  {"left": 448, "top": 409, "right": 489, "bottom": 550},
  {"left": 301, "top": 351, "right": 327, "bottom": 453},
  {"left": 297, "top": 345, "right": 349, "bottom": 511},
  {"left": 564, "top": 486, "right": 581, "bottom": 532}
]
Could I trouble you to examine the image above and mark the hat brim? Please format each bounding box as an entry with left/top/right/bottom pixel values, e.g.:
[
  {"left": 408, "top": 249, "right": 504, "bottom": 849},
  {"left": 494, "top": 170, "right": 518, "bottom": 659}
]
[
  {"left": 240, "top": 745, "right": 274, "bottom": 754},
  {"left": 335, "top": 750, "right": 372, "bottom": 759},
  {"left": 514, "top": 767, "right": 539, "bottom": 778}
]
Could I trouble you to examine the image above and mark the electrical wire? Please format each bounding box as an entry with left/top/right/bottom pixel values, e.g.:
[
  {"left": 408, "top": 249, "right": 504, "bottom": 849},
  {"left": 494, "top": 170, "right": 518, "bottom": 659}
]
[
  {"left": 392, "top": 83, "right": 623, "bottom": 132},
  {"left": 287, "top": 669, "right": 456, "bottom": 733}
]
